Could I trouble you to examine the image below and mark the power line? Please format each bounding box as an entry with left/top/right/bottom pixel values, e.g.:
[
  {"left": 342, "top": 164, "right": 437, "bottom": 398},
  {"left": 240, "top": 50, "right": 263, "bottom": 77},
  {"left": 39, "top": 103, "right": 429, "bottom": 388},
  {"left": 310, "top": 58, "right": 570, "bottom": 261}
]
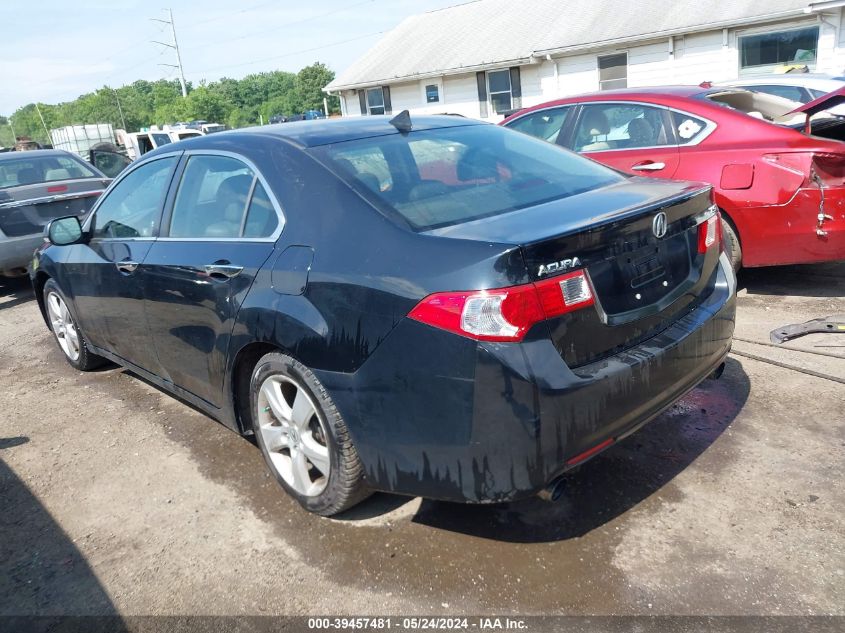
[
  {"left": 185, "top": 30, "right": 385, "bottom": 77},
  {"left": 180, "top": 0, "right": 377, "bottom": 54}
]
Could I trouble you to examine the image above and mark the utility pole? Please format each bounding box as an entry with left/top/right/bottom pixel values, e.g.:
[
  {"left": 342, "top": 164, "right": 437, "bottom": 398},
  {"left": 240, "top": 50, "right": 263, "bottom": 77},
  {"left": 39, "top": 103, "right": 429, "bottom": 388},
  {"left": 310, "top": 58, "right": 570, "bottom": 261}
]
[
  {"left": 34, "top": 103, "right": 51, "bottom": 143},
  {"left": 112, "top": 88, "right": 127, "bottom": 129},
  {"left": 151, "top": 8, "right": 188, "bottom": 98}
]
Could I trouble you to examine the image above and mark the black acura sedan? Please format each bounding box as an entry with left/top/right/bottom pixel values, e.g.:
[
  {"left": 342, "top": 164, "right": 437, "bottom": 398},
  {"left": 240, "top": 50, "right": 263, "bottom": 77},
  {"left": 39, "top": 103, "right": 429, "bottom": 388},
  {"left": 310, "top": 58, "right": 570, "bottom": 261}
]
[{"left": 32, "top": 114, "right": 736, "bottom": 515}]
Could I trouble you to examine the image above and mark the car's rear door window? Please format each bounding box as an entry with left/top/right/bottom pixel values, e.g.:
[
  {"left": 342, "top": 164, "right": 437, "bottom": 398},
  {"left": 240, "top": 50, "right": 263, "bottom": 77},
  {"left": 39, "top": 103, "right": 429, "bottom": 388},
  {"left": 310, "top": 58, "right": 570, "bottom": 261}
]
[
  {"left": 168, "top": 154, "right": 279, "bottom": 239},
  {"left": 91, "top": 156, "right": 177, "bottom": 239},
  {"left": 572, "top": 103, "right": 671, "bottom": 152},
  {"left": 505, "top": 106, "right": 571, "bottom": 144},
  {"left": 0, "top": 154, "right": 98, "bottom": 188},
  {"left": 311, "top": 123, "right": 622, "bottom": 231}
]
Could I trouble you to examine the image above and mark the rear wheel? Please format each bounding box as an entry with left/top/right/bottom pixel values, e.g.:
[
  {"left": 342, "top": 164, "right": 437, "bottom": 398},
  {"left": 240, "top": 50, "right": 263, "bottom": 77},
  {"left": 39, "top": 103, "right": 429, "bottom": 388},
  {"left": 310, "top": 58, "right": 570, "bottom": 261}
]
[
  {"left": 721, "top": 217, "right": 742, "bottom": 272},
  {"left": 43, "top": 279, "right": 105, "bottom": 371},
  {"left": 249, "top": 351, "right": 370, "bottom": 516}
]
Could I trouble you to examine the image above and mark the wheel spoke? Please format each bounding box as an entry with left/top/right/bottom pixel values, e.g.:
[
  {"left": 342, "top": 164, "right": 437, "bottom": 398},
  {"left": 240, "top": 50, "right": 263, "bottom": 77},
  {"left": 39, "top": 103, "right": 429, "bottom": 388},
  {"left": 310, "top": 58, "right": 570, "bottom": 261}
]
[
  {"left": 290, "top": 388, "right": 315, "bottom": 430},
  {"left": 47, "top": 294, "right": 62, "bottom": 323},
  {"left": 261, "top": 379, "right": 291, "bottom": 424},
  {"left": 301, "top": 438, "right": 330, "bottom": 476},
  {"left": 261, "top": 424, "right": 288, "bottom": 452},
  {"left": 291, "top": 450, "right": 311, "bottom": 493},
  {"left": 65, "top": 325, "right": 80, "bottom": 353}
]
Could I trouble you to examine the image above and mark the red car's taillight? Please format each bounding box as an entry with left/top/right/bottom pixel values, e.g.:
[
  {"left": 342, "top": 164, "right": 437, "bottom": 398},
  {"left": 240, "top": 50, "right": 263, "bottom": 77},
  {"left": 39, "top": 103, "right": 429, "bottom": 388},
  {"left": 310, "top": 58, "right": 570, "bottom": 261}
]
[
  {"left": 698, "top": 211, "right": 722, "bottom": 254},
  {"left": 408, "top": 270, "right": 594, "bottom": 342}
]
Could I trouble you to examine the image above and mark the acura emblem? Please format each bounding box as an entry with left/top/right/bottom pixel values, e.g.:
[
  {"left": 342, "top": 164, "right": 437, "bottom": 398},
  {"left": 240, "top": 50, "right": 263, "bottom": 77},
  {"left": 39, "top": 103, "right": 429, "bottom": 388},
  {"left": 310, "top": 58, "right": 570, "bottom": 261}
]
[{"left": 652, "top": 212, "right": 668, "bottom": 238}]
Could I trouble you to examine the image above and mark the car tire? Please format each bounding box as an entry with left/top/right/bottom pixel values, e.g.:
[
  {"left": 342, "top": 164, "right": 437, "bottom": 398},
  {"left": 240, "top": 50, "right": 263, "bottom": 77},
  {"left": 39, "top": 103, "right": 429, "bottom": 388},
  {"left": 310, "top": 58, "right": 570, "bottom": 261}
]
[
  {"left": 249, "top": 351, "right": 370, "bottom": 516},
  {"left": 43, "top": 279, "right": 106, "bottom": 371},
  {"left": 721, "top": 217, "right": 742, "bottom": 272}
]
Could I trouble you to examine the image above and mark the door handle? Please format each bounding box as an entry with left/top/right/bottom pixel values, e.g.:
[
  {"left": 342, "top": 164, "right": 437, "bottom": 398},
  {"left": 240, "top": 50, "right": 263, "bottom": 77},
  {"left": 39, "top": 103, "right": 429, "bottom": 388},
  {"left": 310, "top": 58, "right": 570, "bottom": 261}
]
[
  {"left": 116, "top": 260, "right": 139, "bottom": 273},
  {"left": 204, "top": 262, "right": 244, "bottom": 279},
  {"left": 631, "top": 161, "right": 666, "bottom": 172}
]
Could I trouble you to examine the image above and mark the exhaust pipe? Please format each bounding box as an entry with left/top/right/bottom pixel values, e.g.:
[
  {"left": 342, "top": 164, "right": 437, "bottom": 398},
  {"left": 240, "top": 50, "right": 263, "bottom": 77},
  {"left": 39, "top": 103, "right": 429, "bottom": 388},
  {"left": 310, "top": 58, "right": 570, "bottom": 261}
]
[
  {"left": 538, "top": 477, "right": 566, "bottom": 502},
  {"left": 707, "top": 362, "right": 726, "bottom": 380}
]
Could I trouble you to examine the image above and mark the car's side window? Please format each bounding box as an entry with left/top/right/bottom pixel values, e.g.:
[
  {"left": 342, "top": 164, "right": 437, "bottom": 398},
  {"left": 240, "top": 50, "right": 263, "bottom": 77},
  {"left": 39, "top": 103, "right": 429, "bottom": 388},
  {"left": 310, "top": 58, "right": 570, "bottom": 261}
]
[
  {"left": 168, "top": 154, "right": 278, "bottom": 239},
  {"left": 91, "top": 156, "right": 177, "bottom": 239},
  {"left": 572, "top": 103, "right": 670, "bottom": 152},
  {"left": 505, "top": 107, "right": 571, "bottom": 144},
  {"left": 671, "top": 111, "right": 711, "bottom": 145}
]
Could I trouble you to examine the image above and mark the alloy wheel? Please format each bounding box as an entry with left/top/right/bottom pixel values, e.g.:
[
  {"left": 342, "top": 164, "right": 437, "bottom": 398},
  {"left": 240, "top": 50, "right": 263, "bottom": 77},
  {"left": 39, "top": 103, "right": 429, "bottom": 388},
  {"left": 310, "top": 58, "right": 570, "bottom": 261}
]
[
  {"left": 256, "top": 374, "right": 330, "bottom": 497},
  {"left": 46, "top": 292, "right": 80, "bottom": 362}
]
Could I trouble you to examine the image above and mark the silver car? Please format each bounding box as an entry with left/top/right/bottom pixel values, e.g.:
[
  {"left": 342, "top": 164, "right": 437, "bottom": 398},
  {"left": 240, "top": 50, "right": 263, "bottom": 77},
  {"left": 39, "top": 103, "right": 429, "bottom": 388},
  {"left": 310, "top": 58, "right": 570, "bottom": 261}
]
[{"left": 0, "top": 149, "right": 110, "bottom": 276}]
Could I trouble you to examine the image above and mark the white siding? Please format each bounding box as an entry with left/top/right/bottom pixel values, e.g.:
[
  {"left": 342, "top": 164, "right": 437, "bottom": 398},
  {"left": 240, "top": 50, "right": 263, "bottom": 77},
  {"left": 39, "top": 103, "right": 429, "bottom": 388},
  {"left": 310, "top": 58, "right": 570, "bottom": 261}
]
[
  {"left": 627, "top": 40, "right": 672, "bottom": 87},
  {"left": 335, "top": 9, "right": 845, "bottom": 120},
  {"left": 556, "top": 53, "right": 598, "bottom": 96}
]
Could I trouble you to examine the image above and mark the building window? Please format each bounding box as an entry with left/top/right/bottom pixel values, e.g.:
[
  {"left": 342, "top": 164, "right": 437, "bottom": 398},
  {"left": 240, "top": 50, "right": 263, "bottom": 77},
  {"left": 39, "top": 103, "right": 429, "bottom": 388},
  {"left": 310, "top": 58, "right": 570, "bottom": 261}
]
[
  {"left": 487, "top": 69, "right": 512, "bottom": 114},
  {"left": 425, "top": 84, "right": 440, "bottom": 103},
  {"left": 366, "top": 87, "right": 385, "bottom": 115},
  {"left": 598, "top": 53, "right": 627, "bottom": 91},
  {"left": 739, "top": 26, "right": 819, "bottom": 74}
]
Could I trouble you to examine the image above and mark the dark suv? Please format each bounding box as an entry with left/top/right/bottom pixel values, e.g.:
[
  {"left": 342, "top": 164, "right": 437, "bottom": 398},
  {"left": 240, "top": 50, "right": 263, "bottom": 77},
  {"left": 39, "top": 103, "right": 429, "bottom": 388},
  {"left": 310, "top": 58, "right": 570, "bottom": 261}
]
[{"left": 32, "top": 115, "right": 735, "bottom": 515}]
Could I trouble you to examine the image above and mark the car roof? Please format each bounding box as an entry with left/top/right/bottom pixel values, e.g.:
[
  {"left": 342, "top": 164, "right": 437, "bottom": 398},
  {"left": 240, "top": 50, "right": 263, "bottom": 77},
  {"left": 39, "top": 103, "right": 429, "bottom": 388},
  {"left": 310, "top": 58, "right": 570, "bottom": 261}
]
[
  {"left": 178, "top": 114, "right": 485, "bottom": 149},
  {"left": 0, "top": 148, "right": 78, "bottom": 162},
  {"left": 721, "top": 74, "right": 845, "bottom": 87}
]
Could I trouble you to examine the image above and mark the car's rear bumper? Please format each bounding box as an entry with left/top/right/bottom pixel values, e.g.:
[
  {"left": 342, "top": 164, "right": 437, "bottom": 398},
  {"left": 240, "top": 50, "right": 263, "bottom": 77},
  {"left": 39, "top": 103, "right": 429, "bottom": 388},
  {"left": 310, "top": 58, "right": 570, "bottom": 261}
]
[
  {"left": 738, "top": 186, "right": 845, "bottom": 267},
  {"left": 0, "top": 233, "right": 41, "bottom": 275},
  {"left": 318, "top": 253, "right": 736, "bottom": 503}
]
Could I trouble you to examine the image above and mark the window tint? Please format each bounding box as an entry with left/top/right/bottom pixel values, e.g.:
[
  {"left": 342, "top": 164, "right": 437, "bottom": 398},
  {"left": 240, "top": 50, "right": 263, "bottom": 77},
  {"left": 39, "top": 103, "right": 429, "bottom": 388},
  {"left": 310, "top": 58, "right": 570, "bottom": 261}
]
[
  {"left": 506, "top": 107, "right": 571, "bottom": 143},
  {"left": 0, "top": 154, "right": 97, "bottom": 189},
  {"left": 598, "top": 53, "right": 627, "bottom": 91},
  {"left": 746, "top": 84, "right": 808, "bottom": 103},
  {"left": 573, "top": 103, "right": 669, "bottom": 152},
  {"left": 809, "top": 88, "right": 827, "bottom": 99},
  {"left": 310, "top": 124, "right": 623, "bottom": 231},
  {"left": 169, "top": 155, "right": 271, "bottom": 239},
  {"left": 671, "top": 111, "right": 710, "bottom": 144},
  {"left": 488, "top": 70, "right": 512, "bottom": 114},
  {"left": 243, "top": 181, "right": 278, "bottom": 238},
  {"left": 92, "top": 156, "right": 176, "bottom": 239},
  {"left": 740, "top": 27, "right": 819, "bottom": 74},
  {"left": 328, "top": 144, "right": 393, "bottom": 193}
]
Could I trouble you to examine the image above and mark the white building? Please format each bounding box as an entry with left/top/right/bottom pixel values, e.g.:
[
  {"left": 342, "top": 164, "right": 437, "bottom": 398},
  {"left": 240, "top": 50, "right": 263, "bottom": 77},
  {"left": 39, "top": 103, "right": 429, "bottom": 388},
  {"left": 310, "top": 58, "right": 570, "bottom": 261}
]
[{"left": 324, "top": 0, "right": 845, "bottom": 121}]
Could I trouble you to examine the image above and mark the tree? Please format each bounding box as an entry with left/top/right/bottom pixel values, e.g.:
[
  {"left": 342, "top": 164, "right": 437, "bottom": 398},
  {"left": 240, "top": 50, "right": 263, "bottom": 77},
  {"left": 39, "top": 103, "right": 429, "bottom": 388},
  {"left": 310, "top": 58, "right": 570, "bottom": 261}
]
[{"left": 295, "top": 62, "right": 336, "bottom": 113}]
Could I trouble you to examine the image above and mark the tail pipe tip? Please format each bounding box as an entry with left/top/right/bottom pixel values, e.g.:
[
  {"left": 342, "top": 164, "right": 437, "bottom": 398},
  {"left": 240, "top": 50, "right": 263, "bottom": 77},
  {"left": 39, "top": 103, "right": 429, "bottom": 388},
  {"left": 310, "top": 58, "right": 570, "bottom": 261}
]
[{"left": 538, "top": 477, "right": 566, "bottom": 502}]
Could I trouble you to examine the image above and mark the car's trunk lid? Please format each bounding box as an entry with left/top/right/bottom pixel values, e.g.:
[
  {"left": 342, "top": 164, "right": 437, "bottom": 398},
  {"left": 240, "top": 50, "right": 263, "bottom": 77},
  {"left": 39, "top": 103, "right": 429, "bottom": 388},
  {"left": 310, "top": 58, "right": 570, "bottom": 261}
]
[
  {"left": 428, "top": 178, "right": 720, "bottom": 367},
  {"left": 0, "top": 178, "right": 107, "bottom": 237}
]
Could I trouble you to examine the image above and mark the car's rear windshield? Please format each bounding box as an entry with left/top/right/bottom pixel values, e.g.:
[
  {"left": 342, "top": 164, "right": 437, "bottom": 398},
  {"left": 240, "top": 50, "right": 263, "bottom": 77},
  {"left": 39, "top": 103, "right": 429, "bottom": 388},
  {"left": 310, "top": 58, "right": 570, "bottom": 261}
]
[
  {"left": 309, "top": 123, "right": 623, "bottom": 231},
  {"left": 0, "top": 153, "right": 98, "bottom": 189}
]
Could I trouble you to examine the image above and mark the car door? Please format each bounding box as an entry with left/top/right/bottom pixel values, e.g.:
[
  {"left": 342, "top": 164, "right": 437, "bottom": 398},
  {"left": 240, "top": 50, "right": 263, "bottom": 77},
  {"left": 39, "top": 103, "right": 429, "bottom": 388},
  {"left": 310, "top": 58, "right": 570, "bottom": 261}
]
[
  {"left": 564, "top": 102, "right": 680, "bottom": 178},
  {"left": 64, "top": 154, "right": 180, "bottom": 371},
  {"left": 140, "top": 152, "right": 283, "bottom": 407}
]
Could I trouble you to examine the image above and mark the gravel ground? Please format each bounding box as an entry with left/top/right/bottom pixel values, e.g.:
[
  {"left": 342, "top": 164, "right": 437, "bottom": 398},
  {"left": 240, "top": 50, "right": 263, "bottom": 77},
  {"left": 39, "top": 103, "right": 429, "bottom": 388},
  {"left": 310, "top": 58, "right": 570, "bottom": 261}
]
[{"left": 0, "top": 263, "right": 843, "bottom": 618}]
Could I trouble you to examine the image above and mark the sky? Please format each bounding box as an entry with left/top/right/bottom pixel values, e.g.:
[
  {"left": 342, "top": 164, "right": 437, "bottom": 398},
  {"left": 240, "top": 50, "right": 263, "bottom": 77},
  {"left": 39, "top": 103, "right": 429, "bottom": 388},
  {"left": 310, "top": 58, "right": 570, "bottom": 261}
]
[{"left": 0, "top": 0, "right": 465, "bottom": 115}]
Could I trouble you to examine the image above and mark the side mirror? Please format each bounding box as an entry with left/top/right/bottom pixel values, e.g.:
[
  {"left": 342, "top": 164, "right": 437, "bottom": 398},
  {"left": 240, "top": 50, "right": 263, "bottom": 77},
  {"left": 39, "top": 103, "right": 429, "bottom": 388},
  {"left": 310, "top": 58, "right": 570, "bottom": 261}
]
[{"left": 45, "top": 216, "right": 84, "bottom": 246}]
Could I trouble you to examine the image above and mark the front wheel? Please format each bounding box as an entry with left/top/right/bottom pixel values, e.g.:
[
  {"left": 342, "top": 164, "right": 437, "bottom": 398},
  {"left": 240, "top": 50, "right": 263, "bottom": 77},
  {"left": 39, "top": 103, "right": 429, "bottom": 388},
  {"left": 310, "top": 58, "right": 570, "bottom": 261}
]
[
  {"left": 249, "top": 351, "right": 370, "bottom": 516},
  {"left": 43, "top": 279, "right": 105, "bottom": 371}
]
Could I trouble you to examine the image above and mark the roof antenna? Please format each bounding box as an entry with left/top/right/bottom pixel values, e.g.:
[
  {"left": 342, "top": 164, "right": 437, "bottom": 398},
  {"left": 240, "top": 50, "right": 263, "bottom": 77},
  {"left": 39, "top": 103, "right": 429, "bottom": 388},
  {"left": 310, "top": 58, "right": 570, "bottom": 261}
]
[{"left": 389, "top": 110, "right": 412, "bottom": 133}]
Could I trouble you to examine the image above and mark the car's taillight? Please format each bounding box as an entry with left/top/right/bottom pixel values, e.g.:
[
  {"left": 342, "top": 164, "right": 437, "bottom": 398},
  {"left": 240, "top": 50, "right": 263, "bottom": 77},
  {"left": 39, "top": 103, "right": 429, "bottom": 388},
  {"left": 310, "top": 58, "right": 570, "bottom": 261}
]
[
  {"left": 408, "top": 270, "right": 594, "bottom": 342},
  {"left": 698, "top": 211, "right": 721, "bottom": 254}
]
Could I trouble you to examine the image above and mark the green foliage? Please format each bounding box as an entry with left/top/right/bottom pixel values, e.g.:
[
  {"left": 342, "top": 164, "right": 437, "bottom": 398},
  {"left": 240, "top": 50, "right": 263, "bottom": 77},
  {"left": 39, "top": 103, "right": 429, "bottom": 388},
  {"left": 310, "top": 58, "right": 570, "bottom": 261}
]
[{"left": 5, "top": 63, "right": 338, "bottom": 143}]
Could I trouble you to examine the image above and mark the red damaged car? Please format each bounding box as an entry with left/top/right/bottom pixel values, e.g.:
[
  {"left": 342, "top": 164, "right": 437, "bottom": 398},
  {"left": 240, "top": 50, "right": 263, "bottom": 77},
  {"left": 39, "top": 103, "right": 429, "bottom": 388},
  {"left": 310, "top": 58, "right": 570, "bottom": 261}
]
[{"left": 502, "top": 86, "right": 845, "bottom": 269}]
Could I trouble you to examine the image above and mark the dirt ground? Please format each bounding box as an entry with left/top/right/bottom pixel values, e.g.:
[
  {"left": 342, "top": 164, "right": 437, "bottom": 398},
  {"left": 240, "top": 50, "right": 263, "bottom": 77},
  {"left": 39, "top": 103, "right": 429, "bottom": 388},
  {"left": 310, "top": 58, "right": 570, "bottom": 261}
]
[{"left": 0, "top": 263, "right": 843, "bottom": 618}]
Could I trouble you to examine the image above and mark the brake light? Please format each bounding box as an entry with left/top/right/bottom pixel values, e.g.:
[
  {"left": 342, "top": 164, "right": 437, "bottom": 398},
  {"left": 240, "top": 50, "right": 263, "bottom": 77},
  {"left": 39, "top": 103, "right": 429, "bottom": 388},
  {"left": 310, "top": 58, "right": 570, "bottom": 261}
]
[
  {"left": 698, "top": 212, "right": 721, "bottom": 254},
  {"left": 408, "top": 270, "right": 594, "bottom": 342},
  {"left": 47, "top": 184, "right": 68, "bottom": 193}
]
